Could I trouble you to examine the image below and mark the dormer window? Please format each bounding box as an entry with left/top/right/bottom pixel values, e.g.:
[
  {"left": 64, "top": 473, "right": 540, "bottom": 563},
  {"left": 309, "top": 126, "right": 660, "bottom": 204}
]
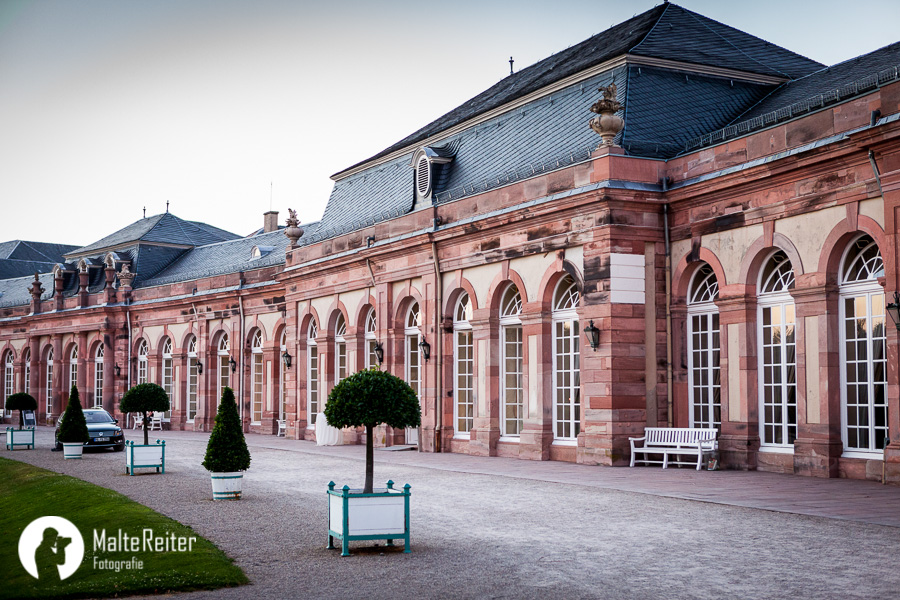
[
  {"left": 411, "top": 142, "right": 457, "bottom": 208},
  {"left": 250, "top": 245, "right": 275, "bottom": 260},
  {"left": 416, "top": 155, "right": 431, "bottom": 198}
]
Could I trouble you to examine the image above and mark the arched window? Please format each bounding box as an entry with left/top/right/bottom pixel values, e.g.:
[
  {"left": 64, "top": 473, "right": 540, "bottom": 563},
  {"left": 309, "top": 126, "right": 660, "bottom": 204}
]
[
  {"left": 839, "top": 235, "right": 887, "bottom": 454},
  {"left": 94, "top": 344, "right": 104, "bottom": 408},
  {"left": 758, "top": 252, "right": 796, "bottom": 448},
  {"left": 307, "top": 319, "right": 319, "bottom": 426},
  {"left": 453, "top": 293, "right": 474, "bottom": 436},
  {"left": 3, "top": 352, "right": 13, "bottom": 417},
  {"left": 334, "top": 314, "right": 347, "bottom": 384},
  {"left": 137, "top": 340, "right": 149, "bottom": 385},
  {"left": 405, "top": 302, "right": 422, "bottom": 445},
  {"left": 552, "top": 276, "right": 580, "bottom": 441},
  {"left": 162, "top": 338, "right": 173, "bottom": 420},
  {"left": 68, "top": 345, "right": 78, "bottom": 394},
  {"left": 279, "top": 331, "right": 287, "bottom": 422},
  {"left": 186, "top": 336, "right": 198, "bottom": 422},
  {"left": 365, "top": 308, "right": 378, "bottom": 369},
  {"left": 687, "top": 265, "right": 720, "bottom": 429},
  {"left": 23, "top": 348, "right": 31, "bottom": 398},
  {"left": 251, "top": 330, "right": 263, "bottom": 424},
  {"left": 217, "top": 334, "right": 230, "bottom": 404},
  {"left": 500, "top": 284, "right": 523, "bottom": 437},
  {"left": 45, "top": 348, "right": 54, "bottom": 416}
]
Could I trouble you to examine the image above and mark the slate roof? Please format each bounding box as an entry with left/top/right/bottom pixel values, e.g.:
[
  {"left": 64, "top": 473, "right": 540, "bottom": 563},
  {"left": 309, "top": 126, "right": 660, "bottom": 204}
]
[
  {"left": 140, "top": 227, "right": 298, "bottom": 287},
  {"left": 0, "top": 240, "right": 80, "bottom": 280},
  {"left": 333, "top": 3, "right": 821, "bottom": 178},
  {"left": 0, "top": 272, "right": 53, "bottom": 308},
  {"left": 67, "top": 213, "right": 239, "bottom": 257}
]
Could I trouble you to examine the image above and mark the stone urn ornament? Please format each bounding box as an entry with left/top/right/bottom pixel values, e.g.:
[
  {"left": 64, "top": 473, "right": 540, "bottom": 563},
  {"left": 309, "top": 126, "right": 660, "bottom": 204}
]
[
  {"left": 589, "top": 83, "right": 624, "bottom": 148},
  {"left": 284, "top": 208, "right": 304, "bottom": 248}
]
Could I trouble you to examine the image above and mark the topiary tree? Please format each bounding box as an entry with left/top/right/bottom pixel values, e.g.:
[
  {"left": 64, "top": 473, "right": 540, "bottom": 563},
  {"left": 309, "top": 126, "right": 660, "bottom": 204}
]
[
  {"left": 6, "top": 392, "right": 37, "bottom": 428},
  {"left": 325, "top": 367, "right": 421, "bottom": 493},
  {"left": 202, "top": 387, "right": 251, "bottom": 473},
  {"left": 120, "top": 383, "right": 170, "bottom": 445},
  {"left": 58, "top": 385, "right": 89, "bottom": 445}
]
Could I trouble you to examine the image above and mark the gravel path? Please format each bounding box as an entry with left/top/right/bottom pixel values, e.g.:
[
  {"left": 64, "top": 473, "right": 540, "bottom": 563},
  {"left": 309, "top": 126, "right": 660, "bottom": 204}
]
[{"left": 7, "top": 427, "right": 900, "bottom": 600}]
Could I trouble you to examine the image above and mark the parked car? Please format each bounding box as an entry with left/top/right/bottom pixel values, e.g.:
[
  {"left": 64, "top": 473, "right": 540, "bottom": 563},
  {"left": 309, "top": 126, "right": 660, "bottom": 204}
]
[{"left": 55, "top": 408, "right": 125, "bottom": 451}]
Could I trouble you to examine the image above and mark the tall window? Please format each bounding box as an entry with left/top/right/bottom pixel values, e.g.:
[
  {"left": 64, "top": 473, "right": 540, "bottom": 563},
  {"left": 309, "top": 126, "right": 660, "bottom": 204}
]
[
  {"left": 93, "top": 344, "right": 104, "bottom": 408},
  {"left": 251, "top": 330, "right": 263, "bottom": 424},
  {"left": 758, "top": 252, "right": 797, "bottom": 448},
  {"left": 137, "top": 340, "right": 149, "bottom": 384},
  {"left": 307, "top": 319, "right": 319, "bottom": 426},
  {"left": 279, "top": 331, "right": 287, "bottom": 422},
  {"left": 500, "top": 284, "right": 523, "bottom": 437},
  {"left": 162, "top": 338, "right": 173, "bottom": 420},
  {"left": 553, "top": 276, "right": 580, "bottom": 440},
  {"left": 68, "top": 345, "right": 78, "bottom": 394},
  {"left": 405, "top": 302, "right": 422, "bottom": 445},
  {"left": 840, "top": 235, "right": 887, "bottom": 454},
  {"left": 3, "top": 352, "right": 13, "bottom": 417},
  {"left": 187, "top": 336, "right": 198, "bottom": 422},
  {"left": 365, "top": 308, "right": 378, "bottom": 369},
  {"left": 334, "top": 314, "right": 347, "bottom": 383},
  {"left": 687, "top": 265, "right": 720, "bottom": 429},
  {"left": 23, "top": 348, "right": 31, "bottom": 398},
  {"left": 453, "top": 293, "right": 474, "bottom": 436},
  {"left": 45, "top": 348, "right": 53, "bottom": 416},
  {"left": 217, "top": 334, "right": 230, "bottom": 404}
]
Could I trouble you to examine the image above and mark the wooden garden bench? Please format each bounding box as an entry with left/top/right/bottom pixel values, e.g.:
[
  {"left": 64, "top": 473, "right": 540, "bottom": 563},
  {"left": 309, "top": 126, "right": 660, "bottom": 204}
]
[{"left": 629, "top": 427, "right": 718, "bottom": 470}]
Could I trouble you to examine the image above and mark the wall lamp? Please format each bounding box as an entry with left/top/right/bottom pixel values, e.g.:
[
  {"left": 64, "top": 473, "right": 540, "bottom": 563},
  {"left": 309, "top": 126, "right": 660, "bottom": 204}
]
[
  {"left": 282, "top": 350, "right": 292, "bottom": 369},
  {"left": 584, "top": 320, "right": 601, "bottom": 351},
  {"left": 196, "top": 360, "right": 203, "bottom": 375},
  {"left": 418, "top": 337, "right": 431, "bottom": 361},
  {"left": 229, "top": 356, "right": 237, "bottom": 373},
  {"left": 886, "top": 292, "right": 900, "bottom": 331},
  {"left": 374, "top": 342, "right": 384, "bottom": 365},
  {"left": 114, "top": 363, "right": 121, "bottom": 378}
]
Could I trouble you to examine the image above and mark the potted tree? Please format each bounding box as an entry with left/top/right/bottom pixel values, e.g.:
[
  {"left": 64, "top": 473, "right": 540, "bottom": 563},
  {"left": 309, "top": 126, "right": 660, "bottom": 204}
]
[
  {"left": 120, "top": 383, "right": 170, "bottom": 475},
  {"left": 5, "top": 392, "right": 37, "bottom": 450},
  {"left": 323, "top": 367, "right": 421, "bottom": 556},
  {"left": 202, "top": 387, "right": 251, "bottom": 500},
  {"left": 58, "top": 386, "right": 89, "bottom": 459}
]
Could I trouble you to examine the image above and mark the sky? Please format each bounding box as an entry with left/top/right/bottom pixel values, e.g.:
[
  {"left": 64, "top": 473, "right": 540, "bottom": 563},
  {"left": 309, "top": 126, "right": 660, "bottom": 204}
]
[{"left": 1, "top": 0, "right": 898, "bottom": 248}]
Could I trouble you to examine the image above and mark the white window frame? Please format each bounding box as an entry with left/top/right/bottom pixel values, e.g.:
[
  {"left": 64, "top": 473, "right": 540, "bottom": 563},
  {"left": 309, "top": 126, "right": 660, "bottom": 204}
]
[
  {"left": 68, "top": 345, "right": 78, "bottom": 396},
  {"left": 334, "top": 314, "right": 347, "bottom": 384},
  {"left": 453, "top": 293, "right": 474, "bottom": 437},
  {"left": 137, "top": 340, "right": 149, "bottom": 385},
  {"left": 93, "top": 344, "right": 104, "bottom": 408},
  {"left": 839, "top": 236, "right": 888, "bottom": 457},
  {"left": 187, "top": 337, "right": 198, "bottom": 422},
  {"left": 757, "top": 252, "right": 797, "bottom": 451},
  {"left": 552, "top": 276, "right": 580, "bottom": 442},
  {"left": 365, "top": 308, "right": 378, "bottom": 369},
  {"left": 45, "top": 348, "right": 53, "bottom": 416},
  {"left": 162, "top": 339, "right": 173, "bottom": 420},
  {"left": 217, "top": 334, "right": 230, "bottom": 404},
  {"left": 687, "top": 266, "right": 721, "bottom": 430},
  {"left": 3, "top": 352, "right": 13, "bottom": 417},
  {"left": 500, "top": 285, "right": 523, "bottom": 439},
  {"left": 307, "top": 320, "right": 319, "bottom": 427},
  {"left": 251, "top": 330, "right": 263, "bottom": 424},
  {"left": 404, "top": 303, "right": 421, "bottom": 445},
  {"left": 23, "top": 349, "right": 31, "bottom": 398},
  {"left": 279, "top": 331, "right": 287, "bottom": 422}
]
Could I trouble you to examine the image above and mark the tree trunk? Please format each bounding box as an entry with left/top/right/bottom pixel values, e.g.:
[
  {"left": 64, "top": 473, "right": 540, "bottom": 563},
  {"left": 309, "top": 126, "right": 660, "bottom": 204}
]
[
  {"left": 364, "top": 424, "right": 374, "bottom": 494},
  {"left": 19, "top": 410, "right": 24, "bottom": 428},
  {"left": 143, "top": 412, "right": 149, "bottom": 445}
]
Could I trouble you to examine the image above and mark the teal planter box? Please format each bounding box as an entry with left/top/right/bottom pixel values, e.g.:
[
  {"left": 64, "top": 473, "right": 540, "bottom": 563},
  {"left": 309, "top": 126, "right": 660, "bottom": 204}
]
[
  {"left": 5, "top": 427, "right": 35, "bottom": 450},
  {"left": 327, "top": 480, "right": 411, "bottom": 557},
  {"left": 125, "top": 440, "right": 165, "bottom": 475}
]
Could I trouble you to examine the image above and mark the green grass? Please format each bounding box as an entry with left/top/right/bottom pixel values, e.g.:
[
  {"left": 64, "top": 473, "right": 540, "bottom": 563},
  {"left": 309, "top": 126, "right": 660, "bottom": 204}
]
[{"left": 0, "top": 457, "right": 248, "bottom": 599}]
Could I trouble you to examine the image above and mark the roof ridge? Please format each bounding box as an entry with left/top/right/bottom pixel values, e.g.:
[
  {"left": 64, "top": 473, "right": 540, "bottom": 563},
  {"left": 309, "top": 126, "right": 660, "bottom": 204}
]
[{"left": 627, "top": 1, "right": 671, "bottom": 54}]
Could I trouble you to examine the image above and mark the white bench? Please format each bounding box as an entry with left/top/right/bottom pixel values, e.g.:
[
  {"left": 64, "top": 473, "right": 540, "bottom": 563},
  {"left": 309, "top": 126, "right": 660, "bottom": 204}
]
[{"left": 629, "top": 427, "right": 718, "bottom": 470}]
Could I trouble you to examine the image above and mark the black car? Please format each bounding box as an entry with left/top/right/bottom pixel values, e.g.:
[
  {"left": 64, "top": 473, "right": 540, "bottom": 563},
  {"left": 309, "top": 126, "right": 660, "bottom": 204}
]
[{"left": 55, "top": 408, "right": 125, "bottom": 451}]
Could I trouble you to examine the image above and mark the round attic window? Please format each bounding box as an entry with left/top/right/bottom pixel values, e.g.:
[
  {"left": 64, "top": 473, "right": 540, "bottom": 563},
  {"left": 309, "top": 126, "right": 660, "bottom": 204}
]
[{"left": 416, "top": 155, "right": 431, "bottom": 197}]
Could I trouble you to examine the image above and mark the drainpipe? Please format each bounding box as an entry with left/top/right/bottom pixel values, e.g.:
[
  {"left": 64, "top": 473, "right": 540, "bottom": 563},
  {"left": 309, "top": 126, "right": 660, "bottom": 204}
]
[
  {"left": 431, "top": 239, "right": 443, "bottom": 452},
  {"left": 868, "top": 150, "right": 884, "bottom": 197},
  {"left": 126, "top": 310, "right": 132, "bottom": 390},
  {"left": 239, "top": 294, "right": 245, "bottom": 428},
  {"left": 663, "top": 202, "right": 673, "bottom": 428}
]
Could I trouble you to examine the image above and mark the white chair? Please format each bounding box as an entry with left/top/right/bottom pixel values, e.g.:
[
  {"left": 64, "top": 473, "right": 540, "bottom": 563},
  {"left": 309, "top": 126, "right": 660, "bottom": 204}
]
[
  {"left": 132, "top": 413, "right": 143, "bottom": 430},
  {"left": 277, "top": 420, "right": 287, "bottom": 437},
  {"left": 147, "top": 412, "right": 163, "bottom": 431}
]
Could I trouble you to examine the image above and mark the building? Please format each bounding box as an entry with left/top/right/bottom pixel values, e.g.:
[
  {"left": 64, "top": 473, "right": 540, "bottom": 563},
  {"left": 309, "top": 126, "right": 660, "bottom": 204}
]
[{"left": 2, "top": 3, "right": 900, "bottom": 482}]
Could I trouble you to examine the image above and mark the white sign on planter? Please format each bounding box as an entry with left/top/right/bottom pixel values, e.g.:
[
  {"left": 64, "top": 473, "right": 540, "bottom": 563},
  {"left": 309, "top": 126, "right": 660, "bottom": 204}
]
[
  {"left": 125, "top": 440, "right": 166, "bottom": 475},
  {"left": 327, "top": 480, "right": 411, "bottom": 557}
]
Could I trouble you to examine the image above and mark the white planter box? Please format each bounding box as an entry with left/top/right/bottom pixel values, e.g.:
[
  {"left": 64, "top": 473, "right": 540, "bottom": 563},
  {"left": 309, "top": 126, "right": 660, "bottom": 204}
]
[
  {"left": 5, "top": 427, "right": 35, "bottom": 450},
  {"left": 125, "top": 440, "right": 166, "bottom": 475},
  {"left": 327, "top": 480, "right": 411, "bottom": 556},
  {"left": 210, "top": 471, "right": 244, "bottom": 500},
  {"left": 62, "top": 442, "right": 83, "bottom": 459}
]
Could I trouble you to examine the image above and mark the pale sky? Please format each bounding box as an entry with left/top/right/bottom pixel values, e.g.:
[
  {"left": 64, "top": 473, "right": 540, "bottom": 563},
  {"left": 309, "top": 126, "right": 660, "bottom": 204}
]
[{"left": 1, "top": 0, "right": 898, "bottom": 247}]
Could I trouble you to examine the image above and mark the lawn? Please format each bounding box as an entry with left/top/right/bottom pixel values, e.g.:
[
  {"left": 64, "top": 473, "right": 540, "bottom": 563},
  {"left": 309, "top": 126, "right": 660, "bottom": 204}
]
[{"left": 0, "top": 457, "right": 248, "bottom": 600}]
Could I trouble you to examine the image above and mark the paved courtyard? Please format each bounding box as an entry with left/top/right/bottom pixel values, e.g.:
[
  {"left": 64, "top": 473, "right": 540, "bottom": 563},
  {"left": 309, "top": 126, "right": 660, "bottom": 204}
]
[{"left": 7, "top": 427, "right": 900, "bottom": 599}]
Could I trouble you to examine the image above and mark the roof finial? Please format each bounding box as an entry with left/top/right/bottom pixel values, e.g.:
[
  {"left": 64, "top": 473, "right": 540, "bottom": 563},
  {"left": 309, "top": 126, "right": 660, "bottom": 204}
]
[
  {"left": 143, "top": 206, "right": 146, "bottom": 219},
  {"left": 509, "top": 56, "right": 514, "bottom": 75},
  {"left": 166, "top": 200, "right": 169, "bottom": 213}
]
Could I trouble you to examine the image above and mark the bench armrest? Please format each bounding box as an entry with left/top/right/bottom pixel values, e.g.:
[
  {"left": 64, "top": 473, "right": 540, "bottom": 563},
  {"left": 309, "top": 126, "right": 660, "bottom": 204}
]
[{"left": 628, "top": 436, "right": 646, "bottom": 442}]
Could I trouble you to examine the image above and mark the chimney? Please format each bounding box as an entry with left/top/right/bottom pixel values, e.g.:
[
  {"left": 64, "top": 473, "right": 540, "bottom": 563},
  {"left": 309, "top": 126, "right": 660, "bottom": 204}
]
[{"left": 263, "top": 211, "right": 279, "bottom": 233}]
